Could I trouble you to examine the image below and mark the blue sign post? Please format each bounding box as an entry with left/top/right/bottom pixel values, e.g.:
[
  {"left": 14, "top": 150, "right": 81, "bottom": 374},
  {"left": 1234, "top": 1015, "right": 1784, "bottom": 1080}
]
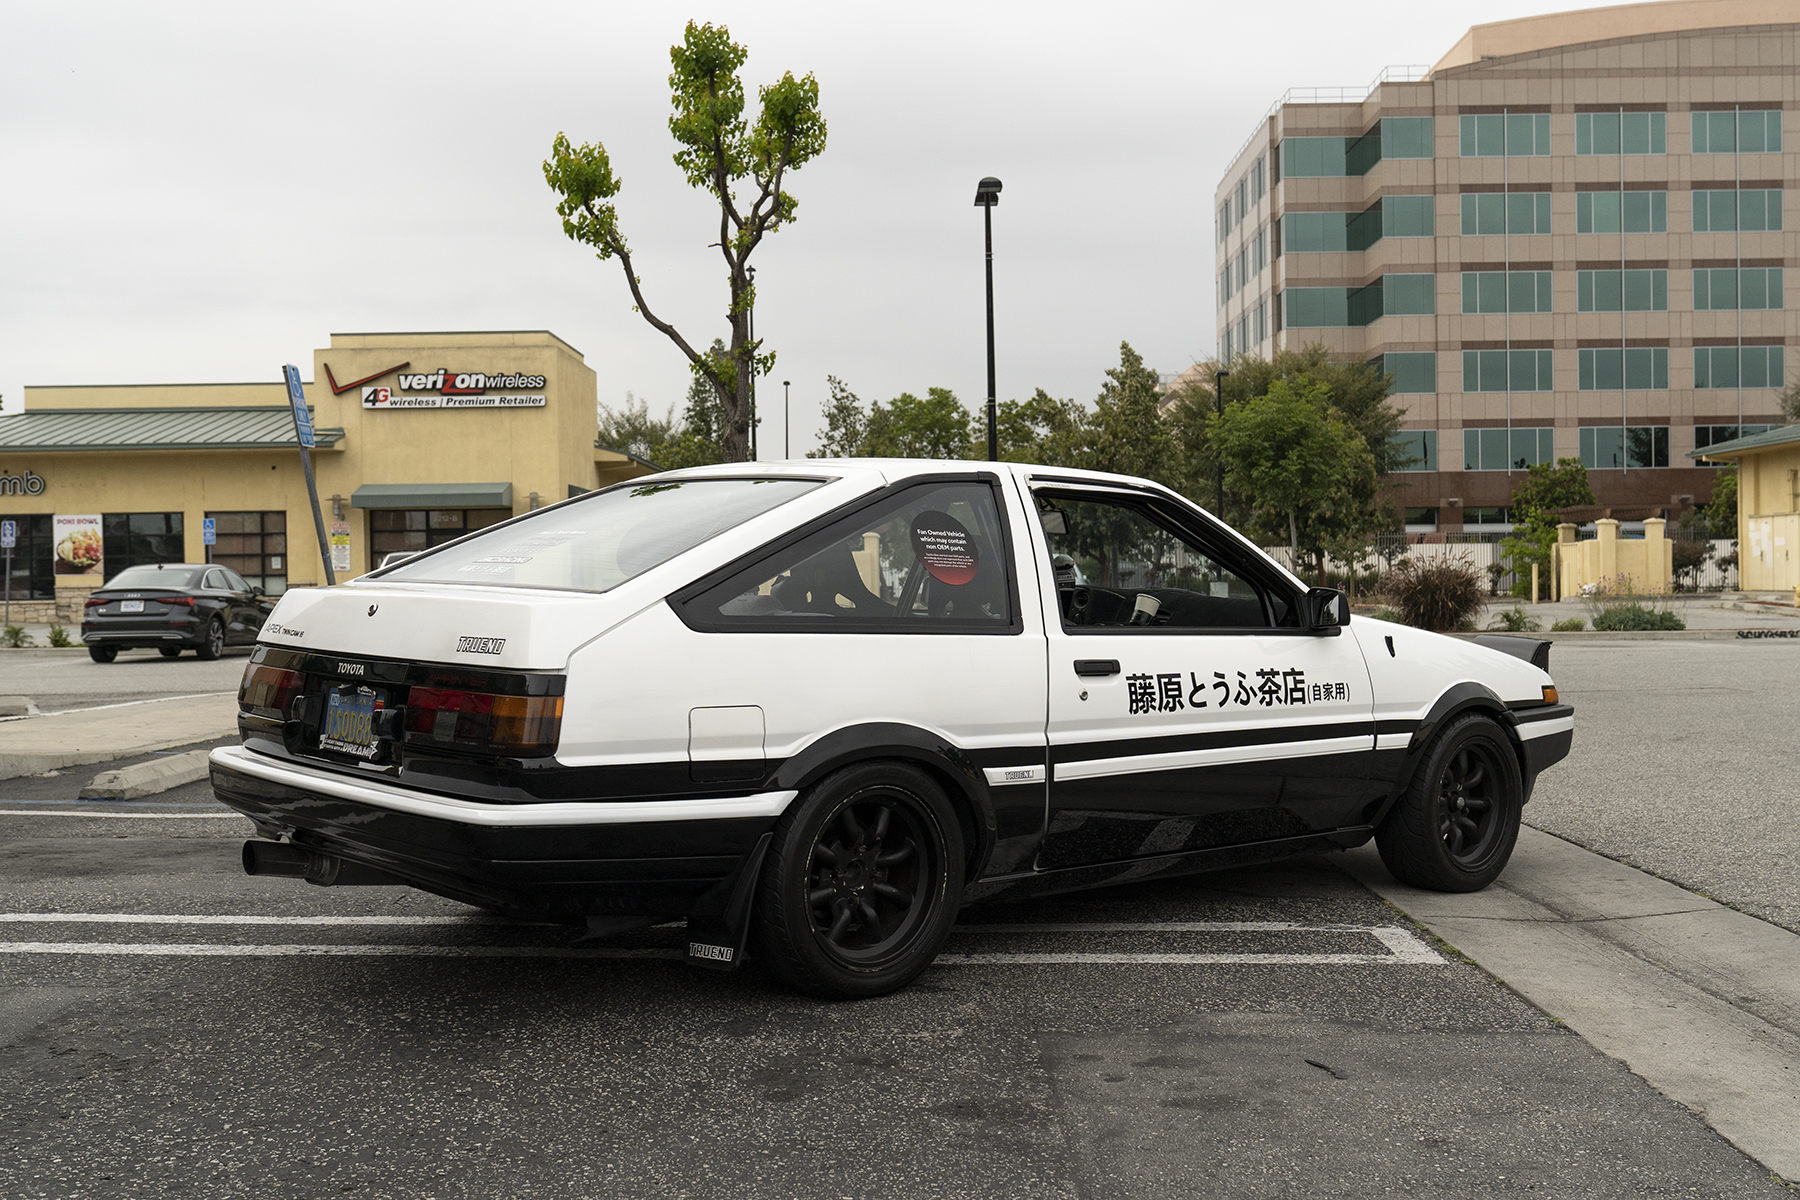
[
  {"left": 283, "top": 364, "right": 336, "bottom": 586},
  {"left": 202, "top": 518, "right": 217, "bottom": 548},
  {"left": 1, "top": 519, "right": 14, "bottom": 625}
]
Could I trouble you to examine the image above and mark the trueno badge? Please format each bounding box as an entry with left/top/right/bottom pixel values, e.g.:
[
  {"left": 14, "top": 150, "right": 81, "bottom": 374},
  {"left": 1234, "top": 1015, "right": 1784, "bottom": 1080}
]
[{"left": 456, "top": 636, "right": 506, "bottom": 655}]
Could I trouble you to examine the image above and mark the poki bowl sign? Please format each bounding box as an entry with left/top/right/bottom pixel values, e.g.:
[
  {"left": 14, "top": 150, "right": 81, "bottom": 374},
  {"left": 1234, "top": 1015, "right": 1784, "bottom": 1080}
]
[{"left": 53, "top": 513, "right": 102, "bottom": 577}]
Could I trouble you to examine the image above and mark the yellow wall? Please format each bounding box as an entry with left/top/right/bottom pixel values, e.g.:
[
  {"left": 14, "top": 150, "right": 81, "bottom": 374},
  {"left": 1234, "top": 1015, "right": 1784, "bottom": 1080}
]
[
  {"left": 1729, "top": 441, "right": 1800, "bottom": 591},
  {"left": 11, "top": 330, "right": 654, "bottom": 590},
  {"left": 1555, "top": 518, "right": 1676, "bottom": 597}
]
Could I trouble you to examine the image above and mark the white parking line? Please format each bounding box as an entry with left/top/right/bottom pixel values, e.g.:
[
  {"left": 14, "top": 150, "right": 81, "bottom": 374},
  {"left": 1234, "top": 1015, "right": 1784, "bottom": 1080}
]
[
  {"left": 0, "top": 942, "right": 679, "bottom": 959},
  {"left": 0, "top": 913, "right": 474, "bottom": 926},
  {"left": 0, "top": 810, "right": 243, "bottom": 819},
  {"left": 938, "top": 951, "right": 1435, "bottom": 965}
]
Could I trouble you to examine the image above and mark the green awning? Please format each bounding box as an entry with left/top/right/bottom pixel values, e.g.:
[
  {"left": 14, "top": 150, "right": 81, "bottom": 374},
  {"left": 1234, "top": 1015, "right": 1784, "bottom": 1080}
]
[
  {"left": 351, "top": 482, "right": 514, "bottom": 510},
  {"left": 0, "top": 406, "right": 345, "bottom": 451}
]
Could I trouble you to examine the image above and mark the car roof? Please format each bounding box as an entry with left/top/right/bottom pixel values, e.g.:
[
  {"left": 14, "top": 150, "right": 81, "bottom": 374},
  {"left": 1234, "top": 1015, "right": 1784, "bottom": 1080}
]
[{"left": 647, "top": 458, "right": 1171, "bottom": 492}]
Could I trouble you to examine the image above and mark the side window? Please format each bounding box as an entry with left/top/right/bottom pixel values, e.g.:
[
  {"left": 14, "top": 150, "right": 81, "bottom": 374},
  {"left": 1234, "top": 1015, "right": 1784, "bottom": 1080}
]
[
  {"left": 203, "top": 569, "right": 228, "bottom": 590},
  {"left": 1035, "top": 492, "right": 1278, "bottom": 629},
  {"left": 685, "top": 481, "right": 1015, "bottom": 631},
  {"left": 222, "top": 569, "right": 252, "bottom": 592}
]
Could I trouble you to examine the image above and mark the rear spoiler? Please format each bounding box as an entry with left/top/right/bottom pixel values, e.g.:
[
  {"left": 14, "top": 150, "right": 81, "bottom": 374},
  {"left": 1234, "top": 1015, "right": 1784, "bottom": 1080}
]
[{"left": 1471, "top": 634, "right": 1550, "bottom": 672}]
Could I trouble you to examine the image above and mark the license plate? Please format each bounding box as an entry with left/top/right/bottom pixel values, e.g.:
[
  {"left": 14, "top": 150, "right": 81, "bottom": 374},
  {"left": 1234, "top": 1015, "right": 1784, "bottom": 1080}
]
[
  {"left": 319, "top": 687, "right": 384, "bottom": 759},
  {"left": 120, "top": 600, "right": 143, "bottom": 613}
]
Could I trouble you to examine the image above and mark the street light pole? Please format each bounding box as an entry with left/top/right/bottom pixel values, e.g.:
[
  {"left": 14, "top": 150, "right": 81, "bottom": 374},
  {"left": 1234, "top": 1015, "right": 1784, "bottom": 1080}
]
[
  {"left": 1214, "top": 369, "right": 1231, "bottom": 518},
  {"left": 783, "top": 380, "right": 791, "bottom": 460},
  {"left": 974, "top": 177, "right": 1003, "bottom": 461}
]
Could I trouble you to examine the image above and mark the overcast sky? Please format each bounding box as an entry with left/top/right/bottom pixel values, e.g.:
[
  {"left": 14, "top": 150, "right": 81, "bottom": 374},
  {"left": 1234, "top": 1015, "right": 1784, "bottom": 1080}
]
[{"left": 2, "top": 0, "right": 1585, "bottom": 454}]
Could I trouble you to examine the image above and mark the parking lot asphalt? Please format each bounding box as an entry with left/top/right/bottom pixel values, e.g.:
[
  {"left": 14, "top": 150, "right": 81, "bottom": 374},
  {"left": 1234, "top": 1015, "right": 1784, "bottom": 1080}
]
[
  {"left": 0, "top": 647, "right": 251, "bottom": 713},
  {"left": 1527, "top": 638, "right": 1800, "bottom": 933},
  {"left": 2, "top": 802, "right": 1788, "bottom": 1198}
]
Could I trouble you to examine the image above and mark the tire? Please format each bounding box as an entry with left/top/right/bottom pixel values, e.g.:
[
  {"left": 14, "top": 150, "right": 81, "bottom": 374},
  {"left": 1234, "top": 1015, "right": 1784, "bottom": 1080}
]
[
  {"left": 195, "top": 618, "right": 225, "bottom": 661},
  {"left": 159, "top": 647, "right": 182, "bottom": 659},
  {"left": 1376, "top": 713, "right": 1523, "bottom": 892},
  {"left": 88, "top": 645, "right": 117, "bottom": 663},
  {"left": 750, "top": 760, "right": 964, "bottom": 1000}
]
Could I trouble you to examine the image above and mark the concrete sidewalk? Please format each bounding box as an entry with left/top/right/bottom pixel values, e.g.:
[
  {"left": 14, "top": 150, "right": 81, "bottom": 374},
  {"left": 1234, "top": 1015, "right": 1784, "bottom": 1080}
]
[
  {"left": 1342, "top": 827, "right": 1800, "bottom": 1183},
  {"left": 0, "top": 692, "right": 238, "bottom": 780}
]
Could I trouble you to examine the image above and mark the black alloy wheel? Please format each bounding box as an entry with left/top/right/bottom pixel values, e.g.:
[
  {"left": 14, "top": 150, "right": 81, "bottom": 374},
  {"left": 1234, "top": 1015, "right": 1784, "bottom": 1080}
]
[
  {"left": 88, "top": 645, "right": 117, "bottom": 664},
  {"left": 159, "top": 647, "right": 182, "bottom": 659},
  {"left": 195, "top": 618, "right": 225, "bottom": 661},
  {"left": 1375, "top": 713, "right": 1523, "bottom": 892},
  {"left": 752, "top": 761, "right": 963, "bottom": 999}
]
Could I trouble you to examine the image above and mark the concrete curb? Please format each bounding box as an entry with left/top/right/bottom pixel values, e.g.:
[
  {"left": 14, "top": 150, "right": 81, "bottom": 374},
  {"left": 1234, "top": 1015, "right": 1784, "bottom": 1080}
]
[
  {"left": 1446, "top": 629, "right": 1800, "bottom": 642},
  {"left": 1341, "top": 827, "right": 1800, "bottom": 1182},
  {"left": 77, "top": 749, "right": 213, "bottom": 800},
  {"left": 0, "top": 693, "right": 238, "bottom": 781}
]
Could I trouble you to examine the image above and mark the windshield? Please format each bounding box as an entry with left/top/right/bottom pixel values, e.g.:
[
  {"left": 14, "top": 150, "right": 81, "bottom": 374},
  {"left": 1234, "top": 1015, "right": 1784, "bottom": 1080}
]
[
  {"left": 376, "top": 477, "right": 828, "bottom": 592},
  {"left": 105, "top": 565, "right": 205, "bottom": 589}
]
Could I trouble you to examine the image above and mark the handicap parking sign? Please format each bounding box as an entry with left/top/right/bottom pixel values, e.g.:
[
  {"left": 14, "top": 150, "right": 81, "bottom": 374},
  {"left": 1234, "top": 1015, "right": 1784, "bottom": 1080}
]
[
  {"left": 202, "top": 518, "right": 216, "bottom": 547},
  {"left": 0, "top": 521, "right": 14, "bottom": 549}
]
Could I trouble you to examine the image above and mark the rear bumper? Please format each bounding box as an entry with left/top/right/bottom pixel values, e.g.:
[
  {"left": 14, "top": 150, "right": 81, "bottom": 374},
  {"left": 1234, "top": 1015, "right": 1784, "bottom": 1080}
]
[
  {"left": 208, "top": 745, "right": 791, "bottom": 919},
  {"left": 1513, "top": 703, "right": 1574, "bottom": 792},
  {"left": 83, "top": 616, "right": 203, "bottom": 647}
]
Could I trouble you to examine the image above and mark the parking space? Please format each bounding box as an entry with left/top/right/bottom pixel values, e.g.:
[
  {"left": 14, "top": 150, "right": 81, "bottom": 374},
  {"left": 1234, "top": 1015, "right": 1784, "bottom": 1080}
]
[
  {"left": 0, "top": 647, "right": 249, "bottom": 714},
  {"left": 1, "top": 805, "right": 1787, "bottom": 1198}
]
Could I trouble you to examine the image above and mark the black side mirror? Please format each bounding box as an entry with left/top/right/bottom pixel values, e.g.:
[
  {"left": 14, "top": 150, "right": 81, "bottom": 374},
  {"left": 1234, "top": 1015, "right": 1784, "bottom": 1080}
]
[
  {"left": 251, "top": 586, "right": 265, "bottom": 597},
  {"left": 1302, "top": 586, "right": 1349, "bottom": 631}
]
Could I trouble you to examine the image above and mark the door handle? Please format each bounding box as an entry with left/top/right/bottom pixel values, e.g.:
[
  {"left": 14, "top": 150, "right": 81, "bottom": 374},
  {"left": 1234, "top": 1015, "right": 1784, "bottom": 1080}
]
[{"left": 1073, "top": 659, "right": 1120, "bottom": 677}]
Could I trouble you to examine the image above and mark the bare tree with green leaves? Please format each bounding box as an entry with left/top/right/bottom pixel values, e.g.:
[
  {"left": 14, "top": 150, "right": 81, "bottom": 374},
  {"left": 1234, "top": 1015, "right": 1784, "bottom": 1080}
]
[{"left": 543, "top": 21, "right": 826, "bottom": 462}]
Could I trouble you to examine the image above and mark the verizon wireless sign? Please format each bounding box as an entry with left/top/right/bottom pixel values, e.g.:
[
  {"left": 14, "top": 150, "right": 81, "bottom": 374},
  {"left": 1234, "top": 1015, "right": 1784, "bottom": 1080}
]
[{"left": 363, "top": 369, "right": 547, "bottom": 410}]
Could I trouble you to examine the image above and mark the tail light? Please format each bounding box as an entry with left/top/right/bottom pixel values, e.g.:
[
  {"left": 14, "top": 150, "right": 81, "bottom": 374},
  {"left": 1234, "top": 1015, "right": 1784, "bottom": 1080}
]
[
  {"left": 84, "top": 596, "right": 107, "bottom": 609},
  {"left": 404, "top": 686, "right": 564, "bottom": 757},
  {"left": 164, "top": 596, "right": 196, "bottom": 607},
  {"left": 240, "top": 663, "right": 303, "bottom": 716}
]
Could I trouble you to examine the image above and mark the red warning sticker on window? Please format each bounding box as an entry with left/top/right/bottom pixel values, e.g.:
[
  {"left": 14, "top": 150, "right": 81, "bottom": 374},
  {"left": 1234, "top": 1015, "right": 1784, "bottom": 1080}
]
[{"left": 910, "top": 511, "right": 979, "bottom": 586}]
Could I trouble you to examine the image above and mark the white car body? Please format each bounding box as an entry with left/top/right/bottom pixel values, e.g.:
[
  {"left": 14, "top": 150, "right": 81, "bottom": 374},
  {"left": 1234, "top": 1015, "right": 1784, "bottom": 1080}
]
[{"left": 212, "top": 460, "right": 1572, "bottom": 969}]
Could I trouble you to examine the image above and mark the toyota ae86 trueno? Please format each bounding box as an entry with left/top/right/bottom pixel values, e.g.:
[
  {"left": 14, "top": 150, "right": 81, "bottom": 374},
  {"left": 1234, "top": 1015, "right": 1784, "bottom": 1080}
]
[{"left": 212, "top": 461, "right": 1573, "bottom": 999}]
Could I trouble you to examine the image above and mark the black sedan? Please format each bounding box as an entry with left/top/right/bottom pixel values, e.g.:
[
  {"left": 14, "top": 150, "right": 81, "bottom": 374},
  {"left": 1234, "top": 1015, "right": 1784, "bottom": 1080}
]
[{"left": 81, "top": 563, "right": 272, "bottom": 662}]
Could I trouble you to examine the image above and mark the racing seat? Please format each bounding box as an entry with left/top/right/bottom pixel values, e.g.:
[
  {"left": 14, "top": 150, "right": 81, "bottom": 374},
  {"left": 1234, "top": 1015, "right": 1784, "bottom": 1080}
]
[{"left": 771, "top": 541, "right": 893, "bottom": 616}]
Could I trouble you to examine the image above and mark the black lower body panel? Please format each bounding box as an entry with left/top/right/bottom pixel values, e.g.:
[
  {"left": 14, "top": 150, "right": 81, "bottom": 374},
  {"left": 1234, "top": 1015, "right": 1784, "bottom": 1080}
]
[{"left": 210, "top": 760, "right": 775, "bottom": 921}]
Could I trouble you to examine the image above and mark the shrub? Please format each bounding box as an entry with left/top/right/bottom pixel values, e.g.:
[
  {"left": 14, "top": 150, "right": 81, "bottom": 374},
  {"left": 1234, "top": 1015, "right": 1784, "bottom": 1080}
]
[
  {"left": 1591, "top": 604, "right": 1685, "bottom": 631},
  {"left": 1489, "top": 606, "right": 1542, "bottom": 632},
  {"left": 1, "top": 625, "right": 34, "bottom": 648},
  {"left": 1551, "top": 617, "right": 1586, "bottom": 632},
  {"left": 47, "top": 625, "right": 73, "bottom": 648},
  {"left": 1379, "top": 557, "right": 1487, "bottom": 632}
]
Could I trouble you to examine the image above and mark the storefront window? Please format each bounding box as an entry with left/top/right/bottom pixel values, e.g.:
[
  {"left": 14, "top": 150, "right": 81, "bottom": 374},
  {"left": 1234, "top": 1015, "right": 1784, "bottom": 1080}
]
[
  {"left": 102, "top": 513, "right": 185, "bottom": 581},
  {"left": 369, "top": 508, "right": 513, "bottom": 568},
  {"left": 208, "top": 511, "right": 288, "bottom": 594},
  {"left": 0, "top": 514, "right": 54, "bottom": 599}
]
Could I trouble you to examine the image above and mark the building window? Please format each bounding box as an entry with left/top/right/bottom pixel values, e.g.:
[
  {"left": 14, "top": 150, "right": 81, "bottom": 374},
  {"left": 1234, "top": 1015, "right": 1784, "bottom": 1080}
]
[
  {"left": 1281, "top": 137, "right": 1350, "bottom": 178},
  {"left": 1251, "top": 228, "right": 1267, "bottom": 272},
  {"left": 1578, "top": 348, "right": 1669, "bottom": 390},
  {"left": 1694, "top": 424, "right": 1777, "bottom": 463},
  {"left": 1405, "top": 507, "right": 1439, "bottom": 530},
  {"left": 207, "top": 511, "right": 288, "bottom": 594},
  {"left": 1383, "top": 195, "right": 1434, "bottom": 237},
  {"left": 1381, "top": 117, "right": 1434, "bottom": 159},
  {"left": 1463, "top": 350, "right": 1553, "bottom": 392},
  {"left": 369, "top": 508, "right": 512, "bottom": 570},
  {"left": 1575, "top": 111, "right": 1666, "bottom": 155},
  {"left": 1582, "top": 425, "right": 1669, "bottom": 469},
  {"left": 1390, "top": 429, "right": 1438, "bottom": 472},
  {"left": 1463, "top": 506, "right": 1514, "bottom": 526},
  {"left": 1694, "top": 346, "right": 1786, "bottom": 389},
  {"left": 1465, "top": 428, "right": 1555, "bottom": 471},
  {"left": 1235, "top": 179, "right": 1248, "bottom": 226},
  {"left": 1577, "top": 269, "right": 1667, "bottom": 312},
  {"left": 1372, "top": 351, "right": 1437, "bottom": 394},
  {"left": 0, "top": 513, "right": 54, "bottom": 600},
  {"left": 1460, "top": 192, "right": 1550, "bottom": 236},
  {"left": 1253, "top": 301, "right": 1268, "bottom": 344},
  {"left": 1382, "top": 274, "right": 1436, "bottom": 316},
  {"left": 1693, "top": 268, "right": 1784, "bottom": 311},
  {"left": 1283, "top": 288, "right": 1351, "bottom": 328},
  {"left": 1237, "top": 315, "right": 1250, "bottom": 355},
  {"left": 1218, "top": 204, "right": 1230, "bottom": 243},
  {"left": 1217, "top": 267, "right": 1229, "bottom": 309},
  {"left": 1691, "top": 109, "right": 1783, "bottom": 155},
  {"left": 1459, "top": 112, "right": 1550, "bottom": 157},
  {"left": 1235, "top": 247, "right": 1248, "bottom": 293},
  {"left": 1250, "top": 155, "right": 1265, "bottom": 203},
  {"left": 1280, "top": 210, "right": 1375, "bottom": 253},
  {"left": 102, "top": 513, "right": 185, "bottom": 580},
  {"left": 1577, "top": 191, "right": 1666, "bottom": 233},
  {"left": 1692, "top": 188, "right": 1783, "bottom": 233},
  {"left": 1462, "top": 271, "right": 1553, "bottom": 314},
  {"left": 1221, "top": 327, "right": 1234, "bottom": 360}
]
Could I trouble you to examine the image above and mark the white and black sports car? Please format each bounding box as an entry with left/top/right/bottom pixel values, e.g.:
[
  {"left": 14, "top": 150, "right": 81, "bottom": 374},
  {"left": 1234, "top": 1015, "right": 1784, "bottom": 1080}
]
[{"left": 212, "top": 461, "right": 1572, "bottom": 998}]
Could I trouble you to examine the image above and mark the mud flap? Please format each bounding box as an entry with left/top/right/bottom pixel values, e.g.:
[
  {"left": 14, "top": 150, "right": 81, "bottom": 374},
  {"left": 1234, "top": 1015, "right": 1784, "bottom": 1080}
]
[{"left": 683, "top": 831, "right": 772, "bottom": 972}]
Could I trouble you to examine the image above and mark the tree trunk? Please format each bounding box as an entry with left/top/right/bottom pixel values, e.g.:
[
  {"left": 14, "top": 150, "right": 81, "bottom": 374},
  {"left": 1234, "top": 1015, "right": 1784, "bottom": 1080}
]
[{"left": 1288, "top": 510, "right": 1299, "bottom": 571}]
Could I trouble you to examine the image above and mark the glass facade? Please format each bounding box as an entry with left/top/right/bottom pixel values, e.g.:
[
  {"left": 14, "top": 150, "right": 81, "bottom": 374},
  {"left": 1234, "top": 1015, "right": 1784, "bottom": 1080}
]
[
  {"left": 1382, "top": 274, "right": 1435, "bottom": 316},
  {"left": 1459, "top": 112, "right": 1550, "bottom": 157},
  {"left": 1691, "top": 109, "right": 1782, "bottom": 154},
  {"left": 1462, "top": 271, "right": 1553, "bottom": 314},
  {"left": 1693, "top": 346, "right": 1785, "bottom": 389},
  {"left": 1381, "top": 117, "right": 1433, "bottom": 159},
  {"left": 368, "top": 508, "right": 512, "bottom": 570},
  {"left": 1693, "top": 268, "right": 1783, "bottom": 311},
  {"left": 206, "top": 511, "right": 288, "bottom": 594},
  {"left": 1464, "top": 427, "right": 1555, "bottom": 471},
  {"left": 0, "top": 513, "right": 54, "bottom": 600},
  {"left": 1577, "top": 269, "right": 1668, "bottom": 312},
  {"left": 1577, "top": 348, "right": 1668, "bottom": 390},
  {"left": 102, "top": 513, "right": 185, "bottom": 581},
  {"left": 1372, "top": 352, "right": 1437, "bottom": 394},
  {"left": 1461, "top": 192, "right": 1550, "bottom": 236},
  {"left": 1575, "top": 111, "right": 1666, "bottom": 155},
  {"left": 1581, "top": 425, "right": 1669, "bottom": 469},
  {"left": 1382, "top": 195, "right": 1434, "bottom": 237},
  {"left": 1694, "top": 424, "right": 1777, "bottom": 462},
  {"left": 1463, "top": 350, "right": 1553, "bottom": 392},
  {"left": 1390, "top": 429, "right": 1438, "bottom": 472},
  {"left": 1576, "top": 191, "right": 1666, "bottom": 233},
  {"left": 1692, "top": 189, "right": 1782, "bottom": 232}
]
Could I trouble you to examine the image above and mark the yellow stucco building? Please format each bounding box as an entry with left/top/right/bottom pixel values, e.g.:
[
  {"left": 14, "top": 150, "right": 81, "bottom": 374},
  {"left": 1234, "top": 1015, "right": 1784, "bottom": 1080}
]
[
  {"left": 0, "top": 331, "right": 654, "bottom": 620},
  {"left": 1693, "top": 423, "right": 1800, "bottom": 591}
]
